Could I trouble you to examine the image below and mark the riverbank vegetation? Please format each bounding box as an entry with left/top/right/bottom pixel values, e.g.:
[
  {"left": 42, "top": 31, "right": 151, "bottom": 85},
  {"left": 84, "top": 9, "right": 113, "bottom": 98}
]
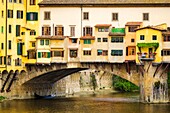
[
  {"left": 112, "top": 75, "right": 139, "bottom": 92},
  {"left": 0, "top": 96, "right": 5, "bottom": 101}
]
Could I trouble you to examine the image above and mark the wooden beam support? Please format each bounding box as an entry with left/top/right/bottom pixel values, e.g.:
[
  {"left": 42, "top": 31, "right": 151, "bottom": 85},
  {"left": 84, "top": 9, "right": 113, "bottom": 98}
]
[{"left": 160, "top": 63, "right": 169, "bottom": 77}]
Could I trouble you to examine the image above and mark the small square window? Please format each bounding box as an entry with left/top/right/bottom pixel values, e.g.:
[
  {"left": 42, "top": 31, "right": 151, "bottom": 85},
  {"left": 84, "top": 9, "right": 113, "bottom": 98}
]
[
  {"left": 152, "top": 35, "right": 157, "bottom": 40},
  {"left": 44, "top": 11, "right": 51, "bottom": 20},
  {"left": 131, "top": 39, "right": 135, "bottom": 42},
  {"left": 112, "top": 13, "right": 118, "bottom": 21},
  {"left": 143, "top": 13, "right": 149, "bottom": 21},
  {"left": 103, "top": 38, "right": 108, "bottom": 42},
  {"left": 83, "top": 12, "right": 89, "bottom": 20},
  {"left": 140, "top": 35, "right": 145, "bottom": 40},
  {"left": 97, "top": 38, "right": 101, "bottom": 42},
  {"left": 71, "top": 39, "right": 77, "bottom": 43}
]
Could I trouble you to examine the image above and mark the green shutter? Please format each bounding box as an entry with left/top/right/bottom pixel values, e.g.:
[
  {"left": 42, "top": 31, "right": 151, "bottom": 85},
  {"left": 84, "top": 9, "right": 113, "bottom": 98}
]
[
  {"left": 47, "top": 52, "right": 51, "bottom": 58},
  {"left": 26, "top": 13, "right": 30, "bottom": 20},
  {"left": 38, "top": 52, "right": 41, "bottom": 58},
  {"left": 4, "top": 56, "right": 6, "bottom": 65},
  {"left": 17, "top": 43, "right": 22, "bottom": 55}
]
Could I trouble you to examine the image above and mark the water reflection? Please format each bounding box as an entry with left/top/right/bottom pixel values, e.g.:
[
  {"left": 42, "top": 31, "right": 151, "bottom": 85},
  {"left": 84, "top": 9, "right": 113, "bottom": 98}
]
[{"left": 0, "top": 92, "right": 170, "bottom": 113}]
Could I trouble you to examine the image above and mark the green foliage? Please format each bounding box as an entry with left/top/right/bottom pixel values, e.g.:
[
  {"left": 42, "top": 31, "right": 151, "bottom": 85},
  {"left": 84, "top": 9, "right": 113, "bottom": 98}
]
[
  {"left": 0, "top": 96, "right": 5, "bottom": 100},
  {"left": 112, "top": 75, "right": 139, "bottom": 92},
  {"left": 90, "top": 74, "right": 97, "bottom": 91}
]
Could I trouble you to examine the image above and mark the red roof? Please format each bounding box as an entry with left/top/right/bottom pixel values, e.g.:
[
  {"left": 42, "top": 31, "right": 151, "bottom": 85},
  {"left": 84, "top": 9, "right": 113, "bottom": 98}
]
[
  {"left": 125, "top": 22, "right": 143, "bottom": 26},
  {"left": 95, "top": 24, "right": 112, "bottom": 27}
]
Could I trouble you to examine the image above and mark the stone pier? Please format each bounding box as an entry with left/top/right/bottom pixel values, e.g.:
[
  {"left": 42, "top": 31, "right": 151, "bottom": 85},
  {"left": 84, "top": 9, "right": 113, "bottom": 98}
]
[{"left": 139, "top": 61, "right": 169, "bottom": 103}]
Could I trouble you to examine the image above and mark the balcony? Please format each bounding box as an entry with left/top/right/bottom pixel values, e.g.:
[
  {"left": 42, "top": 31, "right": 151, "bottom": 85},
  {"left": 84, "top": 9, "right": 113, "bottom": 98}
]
[{"left": 137, "top": 52, "right": 156, "bottom": 61}]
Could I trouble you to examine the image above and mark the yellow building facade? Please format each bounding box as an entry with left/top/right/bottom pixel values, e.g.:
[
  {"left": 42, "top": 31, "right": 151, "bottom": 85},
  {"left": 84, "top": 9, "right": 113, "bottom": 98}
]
[
  {"left": 135, "top": 24, "right": 167, "bottom": 64},
  {"left": 0, "top": 0, "right": 41, "bottom": 72}
]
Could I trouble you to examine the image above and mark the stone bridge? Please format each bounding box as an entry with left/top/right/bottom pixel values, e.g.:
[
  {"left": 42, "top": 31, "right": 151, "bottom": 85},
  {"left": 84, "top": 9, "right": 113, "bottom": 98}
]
[{"left": 0, "top": 61, "right": 169, "bottom": 103}]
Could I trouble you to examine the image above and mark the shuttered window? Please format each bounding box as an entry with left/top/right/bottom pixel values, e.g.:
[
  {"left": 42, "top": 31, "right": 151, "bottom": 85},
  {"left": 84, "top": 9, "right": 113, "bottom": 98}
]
[
  {"left": 26, "top": 12, "right": 38, "bottom": 21},
  {"left": 16, "top": 25, "right": 20, "bottom": 37},
  {"left": 38, "top": 52, "right": 41, "bottom": 58},
  {"left": 17, "top": 43, "right": 22, "bottom": 55}
]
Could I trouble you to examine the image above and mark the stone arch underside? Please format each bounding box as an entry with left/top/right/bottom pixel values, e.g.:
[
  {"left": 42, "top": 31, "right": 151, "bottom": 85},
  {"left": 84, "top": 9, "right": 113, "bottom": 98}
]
[{"left": 23, "top": 68, "right": 88, "bottom": 86}]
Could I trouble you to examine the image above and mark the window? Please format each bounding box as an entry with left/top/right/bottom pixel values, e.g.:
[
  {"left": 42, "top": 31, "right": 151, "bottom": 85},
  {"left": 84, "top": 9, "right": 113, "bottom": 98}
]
[
  {"left": 143, "top": 13, "right": 149, "bottom": 21},
  {"left": 42, "top": 26, "right": 51, "bottom": 35},
  {"left": 111, "top": 50, "right": 123, "bottom": 56},
  {"left": 17, "top": 43, "right": 23, "bottom": 55},
  {"left": 71, "top": 39, "right": 77, "bottom": 43},
  {"left": 98, "top": 28, "right": 109, "bottom": 32},
  {"left": 103, "top": 38, "right": 108, "bottom": 42},
  {"left": 112, "top": 13, "right": 118, "bottom": 21},
  {"left": 84, "top": 39, "right": 91, "bottom": 44},
  {"left": 131, "top": 38, "right": 135, "bottom": 42},
  {"left": 164, "top": 35, "right": 170, "bottom": 42},
  {"left": 152, "top": 35, "right": 157, "bottom": 40},
  {"left": 9, "top": 0, "right": 12, "bottom": 3},
  {"left": 8, "top": 10, "right": 13, "bottom": 18},
  {"left": 103, "top": 50, "right": 108, "bottom": 56},
  {"left": 16, "top": 25, "right": 20, "bottom": 36},
  {"left": 32, "top": 42, "right": 35, "bottom": 47},
  {"left": 140, "top": 35, "right": 145, "bottom": 40},
  {"left": 97, "top": 38, "right": 101, "bottom": 42},
  {"left": 1, "top": 11, "right": 4, "bottom": 18},
  {"left": 111, "top": 37, "right": 123, "bottom": 43},
  {"left": 97, "top": 49, "right": 103, "bottom": 56},
  {"left": 28, "top": 51, "right": 36, "bottom": 59},
  {"left": 70, "top": 26, "right": 75, "bottom": 37},
  {"left": 45, "top": 40, "right": 49, "bottom": 45},
  {"left": 53, "top": 51, "right": 64, "bottom": 57},
  {"left": 30, "top": 30, "right": 36, "bottom": 35},
  {"left": 15, "top": 58, "right": 21, "bottom": 66},
  {"left": 38, "top": 52, "right": 50, "bottom": 58},
  {"left": 83, "top": 12, "right": 89, "bottom": 20},
  {"left": 55, "top": 26, "right": 64, "bottom": 36},
  {"left": 128, "top": 26, "right": 137, "bottom": 32},
  {"left": 162, "top": 50, "right": 170, "bottom": 56},
  {"left": 40, "top": 39, "right": 44, "bottom": 45},
  {"left": 8, "top": 40, "right": 11, "bottom": 49},
  {"left": 19, "top": 0, "right": 22, "bottom": 3},
  {"left": 7, "top": 56, "right": 11, "bottom": 65},
  {"left": 1, "top": 26, "right": 3, "bottom": 33},
  {"left": 129, "top": 48, "right": 135, "bottom": 55},
  {"left": 2, "top": 0, "right": 4, "bottom": 3},
  {"left": 44, "top": 11, "right": 50, "bottom": 20},
  {"left": 9, "top": 25, "right": 12, "bottom": 33},
  {"left": 26, "top": 12, "right": 38, "bottom": 21},
  {"left": 83, "top": 27, "right": 92, "bottom": 36},
  {"left": 14, "top": 0, "right": 17, "bottom": 3},
  {"left": 0, "top": 57, "right": 2, "bottom": 65},
  {"left": 83, "top": 50, "right": 91, "bottom": 56},
  {"left": 1, "top": 43, "right": 3, "bottom": 49},
  {"left": 30, "top": 0, "right": 35, "bottom": 5},
  {"left": 70, "top": 50, "right": 77, "bottom": 58},
  {"left": 17, "top": 10, "right": 23, "bottom": 19}
]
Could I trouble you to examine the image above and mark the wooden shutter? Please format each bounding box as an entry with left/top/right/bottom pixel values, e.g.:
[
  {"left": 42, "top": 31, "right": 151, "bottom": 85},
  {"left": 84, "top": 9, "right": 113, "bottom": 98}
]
[
  {"left": 38, "top": 52, "right": 41, "bottom": 58},
  {"left": 47, "top": 52, "right": 51, "bottom": 58}
]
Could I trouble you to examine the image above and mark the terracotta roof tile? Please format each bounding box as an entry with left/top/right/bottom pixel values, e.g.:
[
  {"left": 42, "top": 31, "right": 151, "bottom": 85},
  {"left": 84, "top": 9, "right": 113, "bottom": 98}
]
[
  {"left": 95, "top": 24, "right": 112, "bottom": 27},
  {"left": 39, "top": 0, "right": 170, "bottom": 5},
  {"left": 125, "top": 22, "right": 143, "bottom": 26}
]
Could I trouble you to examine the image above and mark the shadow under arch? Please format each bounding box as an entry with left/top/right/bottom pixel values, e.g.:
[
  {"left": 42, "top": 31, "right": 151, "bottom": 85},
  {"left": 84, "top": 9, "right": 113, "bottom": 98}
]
[{"left": 23, "top": 68, "right": 88, "bottom": 86}]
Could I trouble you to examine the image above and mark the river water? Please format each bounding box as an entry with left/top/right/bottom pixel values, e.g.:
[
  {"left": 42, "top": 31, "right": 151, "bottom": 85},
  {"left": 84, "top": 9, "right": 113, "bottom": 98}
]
[{"left": 0, "top": 92, "right": 170, "bottom": 113}]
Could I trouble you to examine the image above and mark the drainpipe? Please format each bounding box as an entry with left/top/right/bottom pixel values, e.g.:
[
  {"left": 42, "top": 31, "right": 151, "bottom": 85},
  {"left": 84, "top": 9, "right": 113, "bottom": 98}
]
[{"left": 5, "top": 0, "right": 8, "bottom": 70}]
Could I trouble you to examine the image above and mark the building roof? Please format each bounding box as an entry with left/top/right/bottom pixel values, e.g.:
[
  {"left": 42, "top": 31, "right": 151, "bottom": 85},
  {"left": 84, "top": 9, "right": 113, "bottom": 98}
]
[
  {"left": 95, "top": 24, "right": 112, "bottom": 27},
  {"left": 135, "top": 26, "right": 167, "bottom": 31},
  {"left": 39, "top": 0, "right": 170, "bottom": 6},
  {"left": 125, "top": 22, "right": 143, "bottom": 26}
]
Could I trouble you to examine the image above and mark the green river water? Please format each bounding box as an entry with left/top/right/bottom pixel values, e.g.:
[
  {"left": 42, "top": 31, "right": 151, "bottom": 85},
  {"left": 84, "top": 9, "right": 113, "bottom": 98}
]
[{"left": 0, "top": 92, "right": 170, "bottom": 113}]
